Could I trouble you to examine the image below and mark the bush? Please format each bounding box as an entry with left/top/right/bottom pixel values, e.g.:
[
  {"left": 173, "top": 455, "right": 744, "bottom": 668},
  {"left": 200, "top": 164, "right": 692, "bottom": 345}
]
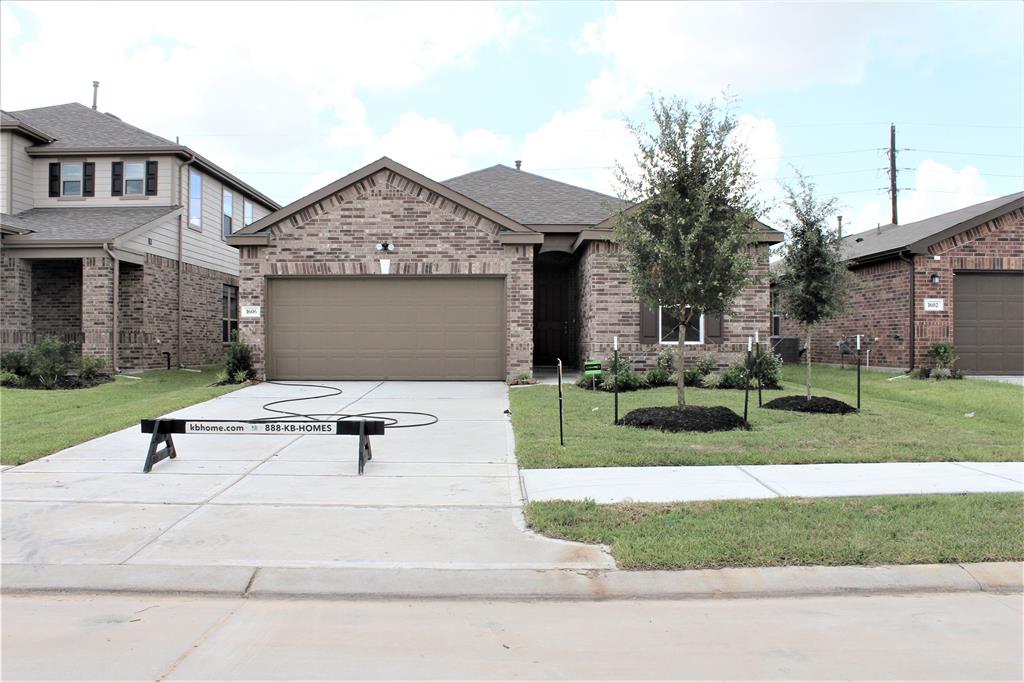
[
  {"left": 655, "top": 348, "right": 676, "bottom": 373},
  {"left": 750, "top": 351, "right": 783, "bottom": 389},
  {"left": 0, "top": 370, "right": 24, "bottom": 387},
  {"left": 224, "top": 340, "right": 255, "bottom": 382},
  {"left": 645, "top": 365, "right": 673, "bottom": 387},
  {"left": 693, "top": 354, "right": 718, "bottom": 377},
  {"left": 27, "top": 336, "right": 76, "bottom": 389},
  {"left": 78, "top": 356, "right": 106, "bottom": 382},
  {"left": 927, "top": 341, "right": 959, "bottom": 370},
  {"left": 715, "top": 363, "right": 748, "bottom": 389},
  {"left": 1, "top": 350, "right": 29, "bottom": 377},
  {"left": 577, "top": 355, "right": 647, "bottom": 392}
]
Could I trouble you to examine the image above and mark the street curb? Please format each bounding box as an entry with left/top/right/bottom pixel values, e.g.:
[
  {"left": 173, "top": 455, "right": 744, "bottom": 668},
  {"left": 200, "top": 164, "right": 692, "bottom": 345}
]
[{"left": 3, "top": 562, "right": 1020, "bottom": 600}]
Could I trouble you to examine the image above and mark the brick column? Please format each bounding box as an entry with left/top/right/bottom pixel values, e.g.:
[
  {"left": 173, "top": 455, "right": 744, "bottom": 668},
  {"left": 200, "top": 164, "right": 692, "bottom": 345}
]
[
  {"left": 81, "top": 255, "right": 114, "bottom": 366},
  {"left": 0, "top": 256, "right": 33, "bottom": 352}
]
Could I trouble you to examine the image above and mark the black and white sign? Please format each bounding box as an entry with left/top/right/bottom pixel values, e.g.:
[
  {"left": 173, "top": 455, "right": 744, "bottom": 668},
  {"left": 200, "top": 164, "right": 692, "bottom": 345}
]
[{"left": 241, "top": 305, "right": 261, "bottom": 318}]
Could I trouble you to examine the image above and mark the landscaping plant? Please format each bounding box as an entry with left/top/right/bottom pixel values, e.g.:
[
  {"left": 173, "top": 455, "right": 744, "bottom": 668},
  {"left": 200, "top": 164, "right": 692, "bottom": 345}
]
[
  {"left": 614, "top": 95, "right": 759, "bottom": 407},
  {"left": 26, "top": 336, "right": 77, "bottom": 389},
  {"left": 924, "top": 341, "right": 961, "bottom": 379},
  {"left": 224, "top": 338, "right": 256, "bottom": 383},
  {"left": 775, "top": 174, "right": 850, "bottom": 400}
]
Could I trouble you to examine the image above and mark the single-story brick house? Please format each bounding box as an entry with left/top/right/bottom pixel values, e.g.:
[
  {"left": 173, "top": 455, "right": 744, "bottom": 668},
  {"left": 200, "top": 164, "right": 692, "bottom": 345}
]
[
  {"left": 226, "top": 157, "right": 782, "bottom": 381},
  {"left": 776, "top": 192, "right": 1023, "bottom": 374},
  {"left": 0, "top": 103, "right": 278, "bottom": 371}
]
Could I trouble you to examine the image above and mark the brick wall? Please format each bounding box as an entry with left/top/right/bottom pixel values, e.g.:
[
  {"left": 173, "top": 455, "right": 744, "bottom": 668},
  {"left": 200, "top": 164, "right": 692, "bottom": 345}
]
[
  {"left": 0, "top": 256, "right": 33, "bottom": 351},
  {"left": 577, "top": 241, "right": 771, "bottom": 370},
  {"left": 31, "top": 261, "right": 82, "bottom": 338},
  {"left": 238, "top": 169, "right": 534, "bottom": 380},
  {"left": 181, "top": 260, "right": 238, "bottom": 368},
  {"left": 81, "top": 256, "right": 114, "bottom": 363},
  {"left": 781, "top": 207, "right": 1023, "bottom": 369}
]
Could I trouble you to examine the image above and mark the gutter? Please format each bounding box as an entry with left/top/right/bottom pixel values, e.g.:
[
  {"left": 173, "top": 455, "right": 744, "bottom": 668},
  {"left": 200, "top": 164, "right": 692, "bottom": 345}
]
[
  {"left": 101, "top": 242, "right": 119, "bottom": 373},
  {"left": 899, "top": 251, "right": 916, "bottom": 370}
]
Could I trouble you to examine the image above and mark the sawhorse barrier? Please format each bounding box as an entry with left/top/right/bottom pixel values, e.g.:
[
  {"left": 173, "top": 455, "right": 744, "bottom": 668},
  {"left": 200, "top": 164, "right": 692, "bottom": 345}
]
[{"left": 140, "top": 418, "right": 386, "bottom": 475}]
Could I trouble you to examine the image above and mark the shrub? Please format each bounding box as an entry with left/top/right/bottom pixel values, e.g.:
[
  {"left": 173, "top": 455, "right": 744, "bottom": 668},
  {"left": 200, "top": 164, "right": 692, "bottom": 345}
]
[
  {"left": 78, "top": 356, "right": 106, "bottom": 382},
  {"left": 1, "top": 350, "right": 29, "bottom": 377},
  {"left": 655, "top": 348, "right": 676, "bottom": 373},
  {"left": 715, "top": 363, "right": 748, "bottom": 389},
  {"left": 682, "top": 367, "right": 706, "bottom": 388},
  {"left": 0, "top": 370, "right": 24, "bottom": 387},
  {"left": 927, "top": 341, "right": 958, "bottom": 370},
  {"left": 27, "top": 336, "right": 76, "bottom": 389},
  {"left": 645, "top": 365, "right": 673, "bottom": 387},
  {"left": 224, "top": 340, "right": 255, "bottom": 382},
  {"left": 577, "top": 356, "right": 647, "bottom": 392},
  {"left": 694, "top": 354, "right": 718, "bottom": 377},
  {"left": 750, "top": 351, "right": 783, "bottom": 389},
  {"left": 215, "top": 370, "right": 230, "bottom": 385}
]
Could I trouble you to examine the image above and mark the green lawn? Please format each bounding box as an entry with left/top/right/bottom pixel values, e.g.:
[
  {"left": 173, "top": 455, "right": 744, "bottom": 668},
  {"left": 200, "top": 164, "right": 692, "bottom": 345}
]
[
  {"left": 526, "top": 494, "right": 1024, "bottom": 569},
  {"left": 0, "top": 367, "right": 242, "bottom": 465},
  {"left": 511, "top": 364, "right": 1024, "bottom": 468}
]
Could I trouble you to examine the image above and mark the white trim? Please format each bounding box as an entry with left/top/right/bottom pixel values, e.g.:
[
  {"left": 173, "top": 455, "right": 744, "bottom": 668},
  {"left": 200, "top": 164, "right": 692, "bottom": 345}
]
[
  {"left": 657, "top": 305, "right": 704, "bottom": 345},
  {"left": 61, "top": 161, "right": 82, "bottom": 197},
  {"left": 222, "top": 188, "right": 234, "bottom": 240},
  {"left": 124, "top": 160, "right": 146, "bottom": 196},
  {"left": 188, "top": 167, "right": 202, "bottom": 231}
]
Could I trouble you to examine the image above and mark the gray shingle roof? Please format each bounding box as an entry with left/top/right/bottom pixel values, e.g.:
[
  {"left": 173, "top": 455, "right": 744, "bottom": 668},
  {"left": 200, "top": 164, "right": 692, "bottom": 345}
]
[
  {"left": 842, "top": 192, "right": 1024, "bottom": 262},
  {"left": 7, "top": 102, "right": 176, "bottom": 149},
  {"left": 0, "top": 206, "right": 179, "bottom": 242},
  {"left": 443, "top": 165, "right": 626, "bottom": 225}
]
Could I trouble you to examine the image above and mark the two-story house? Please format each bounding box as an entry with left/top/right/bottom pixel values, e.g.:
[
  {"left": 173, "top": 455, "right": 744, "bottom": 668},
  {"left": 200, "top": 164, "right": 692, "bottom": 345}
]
[{"left": 0, "top": 102, "right": 279, "bottom": 371}]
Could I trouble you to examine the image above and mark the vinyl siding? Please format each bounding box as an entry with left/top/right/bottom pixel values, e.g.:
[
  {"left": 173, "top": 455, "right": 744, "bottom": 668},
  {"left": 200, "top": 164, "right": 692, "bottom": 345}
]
[
  {"left": 0, "top": 132, "right": 8, "bottom": 214},
  {"left": 120, "top": 209, "right": 181, "bottom": 262},
  {"left": 0, "top": 132, "right": 35, "bottom": 215},
  {"left": 33, "top": 155, "right": 175, "bottom": 207}
]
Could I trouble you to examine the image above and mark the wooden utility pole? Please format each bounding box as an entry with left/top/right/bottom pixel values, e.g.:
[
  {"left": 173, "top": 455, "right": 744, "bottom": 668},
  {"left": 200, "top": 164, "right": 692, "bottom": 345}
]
[{"left": 888, "top": 123, "right": 898, "bottom": 224}]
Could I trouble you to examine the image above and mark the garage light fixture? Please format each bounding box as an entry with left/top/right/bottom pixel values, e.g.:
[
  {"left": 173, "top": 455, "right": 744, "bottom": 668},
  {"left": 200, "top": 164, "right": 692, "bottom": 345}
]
[
  {"left": 375, "top": 241, "right": 395, "bottom": 252},
  {"left": 930, "top": 274, "right": 940, "bottom": 284}
]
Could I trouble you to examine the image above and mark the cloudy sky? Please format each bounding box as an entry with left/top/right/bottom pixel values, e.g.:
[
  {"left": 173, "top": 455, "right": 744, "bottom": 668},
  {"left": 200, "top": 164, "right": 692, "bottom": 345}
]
[{"left": 2, "top": 1, "right": 1021, "bottom": 235}]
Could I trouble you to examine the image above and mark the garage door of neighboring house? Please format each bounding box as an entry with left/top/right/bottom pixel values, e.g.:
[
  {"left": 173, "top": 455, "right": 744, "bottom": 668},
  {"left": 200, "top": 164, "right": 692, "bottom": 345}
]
[
  {"left": 954, "top": 272, "right": 1024, "bottom": 375},
  {"left": 266, "top": 277, "right": 505, "bottom": 380}
]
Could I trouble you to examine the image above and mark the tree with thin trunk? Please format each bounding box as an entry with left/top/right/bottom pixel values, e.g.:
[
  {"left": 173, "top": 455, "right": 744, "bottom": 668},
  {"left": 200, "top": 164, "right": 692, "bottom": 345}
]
[
  {"left": 777, "top": 174, "right": 850, "bottom": 400},
  {"left": 614, "top": 96, "right": 759, "bottom": 407}
]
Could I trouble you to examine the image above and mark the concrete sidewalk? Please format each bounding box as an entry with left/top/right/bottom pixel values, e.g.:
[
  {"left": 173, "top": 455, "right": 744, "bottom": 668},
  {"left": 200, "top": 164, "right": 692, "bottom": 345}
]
[{"left": 521, "top": 461, "right": 1024, "bottom": 503}]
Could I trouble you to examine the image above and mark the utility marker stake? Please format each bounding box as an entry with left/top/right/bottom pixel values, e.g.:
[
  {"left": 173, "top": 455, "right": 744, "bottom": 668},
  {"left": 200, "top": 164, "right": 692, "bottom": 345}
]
[
  {"left": 613, "top": 336, "right": 619, "bottom": 425},
  {"left": 856, "top": 334, "right": 862, "bottom": 413},
  {"left": 744, "top": 336, "right": 752, "bottom": 423},
  {"left": 557, "top": 358, "right": 565, "bottom": 447}
]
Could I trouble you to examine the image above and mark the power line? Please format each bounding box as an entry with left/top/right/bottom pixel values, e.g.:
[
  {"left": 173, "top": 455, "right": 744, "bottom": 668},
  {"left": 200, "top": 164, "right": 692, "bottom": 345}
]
[
  {"left": 898, "top": 188, "right": 998, "bottom": 197},
  {"left": 900, "top": 167, "right": 1024, "bottom": 178},
  {"left": 756, "top": 148, "right": 885, "bottom": 161},
  {"left": 902, "top": 148, "right": 1024, "bottom": 159}
]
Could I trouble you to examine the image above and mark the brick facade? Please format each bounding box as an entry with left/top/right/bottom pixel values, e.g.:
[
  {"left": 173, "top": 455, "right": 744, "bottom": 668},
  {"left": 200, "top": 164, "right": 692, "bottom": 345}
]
[
  {"left": 577, "top": 241, "right": 772, "bottom": 370},
  {"left": 779, "top": 208, "right": 1024, "bottom": 369},
  {"left": 0, "top": 256, "right": 33, "bottom": 351},
  {"left": 237, "top": 169, "right": 534, "bottom": 380}
]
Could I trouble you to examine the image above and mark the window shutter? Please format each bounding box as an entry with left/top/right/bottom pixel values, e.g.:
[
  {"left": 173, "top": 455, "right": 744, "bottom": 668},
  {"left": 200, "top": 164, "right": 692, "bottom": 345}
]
[
  {"left": 145, "top": 160, "right": 158, "bottom": 196},
  {"left": 705, "top": 315, "right": 723, "bottom": 342},
  {"left": 48, "top": 163, "right": 60, "bottom": 197},
  {"left": 82, "top": 162, "right": 95, "bottom": 197},
  {"left": 639, "top": 302, "right": 659, "bottom": 344},
  {"left": 111, "top": 162, "right": 123, "bottom": 196}
]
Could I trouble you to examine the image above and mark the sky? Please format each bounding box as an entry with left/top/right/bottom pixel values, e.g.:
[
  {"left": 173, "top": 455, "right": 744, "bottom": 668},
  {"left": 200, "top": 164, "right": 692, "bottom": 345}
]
[{"left": 1, "top": 1, "right": 1021, "bottom": 237}]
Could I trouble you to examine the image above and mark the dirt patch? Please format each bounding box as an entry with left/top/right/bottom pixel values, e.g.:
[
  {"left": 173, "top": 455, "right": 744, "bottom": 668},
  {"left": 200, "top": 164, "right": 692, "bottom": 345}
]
[
  {"left": 762, "top": 395, "right": 857, "bottom": 414},
  {"left": 618, "top": 405, "right": 750, "bottom": 433}
]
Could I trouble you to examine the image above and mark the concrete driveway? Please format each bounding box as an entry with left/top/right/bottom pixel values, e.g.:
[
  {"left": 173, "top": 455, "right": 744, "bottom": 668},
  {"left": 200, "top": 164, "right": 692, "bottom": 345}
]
[{"left": 2, "top": 381, "right": 612, "bottom": 590}]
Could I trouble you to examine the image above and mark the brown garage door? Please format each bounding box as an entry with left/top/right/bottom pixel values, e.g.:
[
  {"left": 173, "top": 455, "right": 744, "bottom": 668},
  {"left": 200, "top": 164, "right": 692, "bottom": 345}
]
[
  {"left": 266, "top": 277, "right": 505, "bottom": 380},
  {"left": 954, "top": 273, "right": 1023, "bottom": 375}
]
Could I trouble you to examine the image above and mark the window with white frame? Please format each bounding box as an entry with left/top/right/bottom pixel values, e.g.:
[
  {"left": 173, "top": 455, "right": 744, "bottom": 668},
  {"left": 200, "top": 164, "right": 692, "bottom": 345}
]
[
  {"left": 658, "top": 305, "right": 703, "bottom": 344},
  {"left": 124, "top": 162, "right": 146, "bottom": 195},
  {"left": 243, "top": 199, "right": 254, "bottom": 226},
  {"left": 61, "top": 162, "right": 82, "bottom": 196},
  {"left": 222, "top": 189, "right": 233, "bottom": 238},
  {"left": 189, "top": 169, "right": 202, "bottom": 230}
]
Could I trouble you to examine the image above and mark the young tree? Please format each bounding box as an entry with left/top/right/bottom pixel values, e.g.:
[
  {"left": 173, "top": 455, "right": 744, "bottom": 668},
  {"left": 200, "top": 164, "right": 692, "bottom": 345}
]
[
  {"left": 777, "top": 174, "right": 850, "bottom": 399},
  {"left": 614, "top": 97, "right": 760, "bottom": 407}
]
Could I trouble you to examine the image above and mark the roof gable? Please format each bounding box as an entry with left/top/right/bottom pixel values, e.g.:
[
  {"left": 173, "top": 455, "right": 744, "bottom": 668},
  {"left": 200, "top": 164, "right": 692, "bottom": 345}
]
[
  {"left": 0, "top": 206, "right": 180, "bottom": 243},
  {"left": 230, "top": 157, "right": 539, "bottom": 244},
  {"left": 843, "top": 192, "right": 1024, "bottom": 263},
  {"left": 442, "top": 164, "right": 626, "bottom": 226}
]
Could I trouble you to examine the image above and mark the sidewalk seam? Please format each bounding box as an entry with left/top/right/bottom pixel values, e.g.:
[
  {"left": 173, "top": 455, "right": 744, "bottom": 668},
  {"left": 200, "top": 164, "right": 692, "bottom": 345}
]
[{"left": 735, "top": 465, "right": 784, "bottom": 497}]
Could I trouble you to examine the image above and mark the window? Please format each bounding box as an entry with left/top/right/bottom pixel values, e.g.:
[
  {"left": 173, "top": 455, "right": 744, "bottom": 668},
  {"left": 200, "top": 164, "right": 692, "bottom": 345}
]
[
  {"left": 124, "top": 161, "right": 146, "bottom": 195},
  {"left": 243, "top": 199, "right": 254, "bottom": 226},
  {"left": 658, "top": 305, "right": 703, "bottom": 345},
  {"left": 222, "top": 285, "right": 239, "bottom": 342},
  {"left": 770, "top": 288, "right": 781, "bottom": 336},
  {"left": 189, "top": 169, "right": 202, "bottom": 229},
  {"left": 62, "top": 163, "right": 82, "bottom": 196},
  {"left": 222, "top": 189, "right": 233, "bottom": 238}
]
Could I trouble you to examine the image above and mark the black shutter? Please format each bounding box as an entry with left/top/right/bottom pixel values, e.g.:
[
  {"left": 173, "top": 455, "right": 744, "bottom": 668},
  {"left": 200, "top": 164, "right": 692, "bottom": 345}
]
[
  {"left": 111, "top": 162, "right": 123, "bottom": 196},
  {"left": 145, "top": 160, "right": 158, "bottom": 196},
  {"left": 82, "top": 162, "right": 95, "bottom": 197},
  {"left": 639, "top": 302, "right": 659, "bottom": 344},
  {"left": 48, "top": 163, "right": 60, "bottom": 197},
  {"left": 705, "top": 315, "right": 723, "bottom": 341}
]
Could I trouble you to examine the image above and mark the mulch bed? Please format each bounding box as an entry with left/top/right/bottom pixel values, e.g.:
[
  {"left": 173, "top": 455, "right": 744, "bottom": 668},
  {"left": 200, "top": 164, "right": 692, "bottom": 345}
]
[
  {"left": 5, "top": 375, "right": 113, "bottom": 390},
  {"left": 617, "top": 405, "right": 750, "bottom": 433},
  {"left": 762, "top": 395, "right": 857, "bottom": 414}
]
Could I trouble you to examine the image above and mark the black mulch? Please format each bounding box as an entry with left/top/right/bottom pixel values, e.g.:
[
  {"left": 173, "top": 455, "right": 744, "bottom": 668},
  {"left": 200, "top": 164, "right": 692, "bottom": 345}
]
[
  {"left": 617, "top": 405, "right": 750, "bottom": 433},
  {"left": 762, "top": 395, "right": 857, "bottom": 414}
]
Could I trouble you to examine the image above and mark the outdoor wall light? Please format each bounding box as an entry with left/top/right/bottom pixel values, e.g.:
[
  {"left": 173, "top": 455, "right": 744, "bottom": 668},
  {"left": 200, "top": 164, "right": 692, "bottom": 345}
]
[
  {"left": 930, "top": 274, "right": 940, "bottom": 284},
  {"left": 375, "top": 241, "right": 395, "bottom": 252}
]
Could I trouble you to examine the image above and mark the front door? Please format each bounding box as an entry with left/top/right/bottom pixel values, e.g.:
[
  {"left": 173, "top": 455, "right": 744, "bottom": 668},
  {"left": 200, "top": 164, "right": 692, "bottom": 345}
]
[{"left": 533, "top": 254, "right": 577, "bottom": 367}]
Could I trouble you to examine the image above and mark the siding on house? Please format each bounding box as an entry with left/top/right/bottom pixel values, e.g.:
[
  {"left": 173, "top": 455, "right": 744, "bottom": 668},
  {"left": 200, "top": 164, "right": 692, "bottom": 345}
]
[
  {"left": 177, "top": 159, "right": 243, "bottom": 276},
  {"left": 1, "top": 131, "right": 35, "bottom": 215},
  {"left": 119, "top": 209, "right": 182, "bottom": 262},
  {"left": 32, "top": 154, "right": 175, "bottom": 207}
]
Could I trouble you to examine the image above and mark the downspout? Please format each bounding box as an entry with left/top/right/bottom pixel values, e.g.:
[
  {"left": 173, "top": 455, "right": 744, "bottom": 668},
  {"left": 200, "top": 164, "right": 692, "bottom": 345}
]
[
  {"left": 899, "top": 251, "right": 916, "bottom": 370},
  {"left": 102, "top": 243, "right": 119, "bottom": 373},
  {"left": 178, "top": 152, "right": 197, "bottom": 368}
]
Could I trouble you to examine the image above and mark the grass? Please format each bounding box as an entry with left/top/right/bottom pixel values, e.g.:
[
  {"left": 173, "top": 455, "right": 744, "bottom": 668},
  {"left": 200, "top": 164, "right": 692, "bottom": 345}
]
[
  {"left": 511, "top": 364, "right": 1024, "bottom": 468},
  {"left": 0, "top": 366, "right": 242, "bottom": 465},
  {"left": 525, "top": 494, "right": 1024, "bottom": 569}
]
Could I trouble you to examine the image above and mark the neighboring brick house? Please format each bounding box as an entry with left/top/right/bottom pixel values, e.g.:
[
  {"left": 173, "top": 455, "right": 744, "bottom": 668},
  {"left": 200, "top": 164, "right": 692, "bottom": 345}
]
[
  {"left": 0, "top": 102, "right": 278, "bottom": 371},
  {"left": 226, "top": 157, "right": 782, "bottom": 381},
  {"left": 775, "top": 192, "right": 1023, "bottom": 374}
]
